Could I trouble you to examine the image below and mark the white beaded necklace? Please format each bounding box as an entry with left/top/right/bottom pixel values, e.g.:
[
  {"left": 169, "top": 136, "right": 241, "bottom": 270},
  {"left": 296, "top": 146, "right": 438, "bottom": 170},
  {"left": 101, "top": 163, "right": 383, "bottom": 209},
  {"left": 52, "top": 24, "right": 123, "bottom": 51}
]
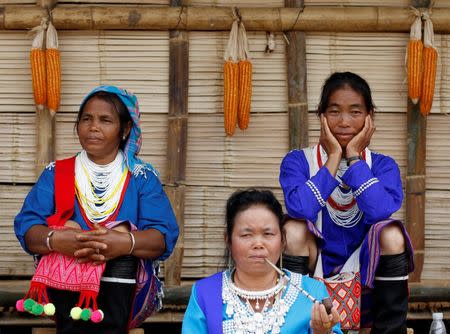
[
  {"left": 75, "top": 150, "right": 127, "bottom": 224},
  {"left": 318, "top": 146, "right": 363, "bottom": 228},
  {"left": 325, "top": 159, "right": 363, "bottom": 228},
  {"left": 222, "top": 270, "right": 300, "bottom": 334}
]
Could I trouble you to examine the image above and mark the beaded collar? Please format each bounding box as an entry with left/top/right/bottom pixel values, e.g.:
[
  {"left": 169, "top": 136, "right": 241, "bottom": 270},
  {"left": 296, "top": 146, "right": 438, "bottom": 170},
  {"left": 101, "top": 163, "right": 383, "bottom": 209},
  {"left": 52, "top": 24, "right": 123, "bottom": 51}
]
[{"left": 222, "top": 270, "right": 301, "bottom": 334}]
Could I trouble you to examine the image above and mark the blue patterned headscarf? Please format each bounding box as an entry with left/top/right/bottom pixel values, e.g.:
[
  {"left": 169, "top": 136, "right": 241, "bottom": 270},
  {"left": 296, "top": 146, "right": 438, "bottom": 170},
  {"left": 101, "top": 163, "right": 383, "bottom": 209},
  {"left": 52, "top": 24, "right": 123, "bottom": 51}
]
[{"left": 80, "top": 85, "right": 158, "bottom": 176}]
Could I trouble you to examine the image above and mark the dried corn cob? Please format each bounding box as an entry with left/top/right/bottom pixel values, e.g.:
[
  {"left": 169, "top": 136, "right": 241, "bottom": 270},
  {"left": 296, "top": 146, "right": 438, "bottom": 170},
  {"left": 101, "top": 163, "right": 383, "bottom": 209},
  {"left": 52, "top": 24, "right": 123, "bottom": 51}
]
[
  {"left": 30, "top": 26, "right": 46, "bottom": 110},
  {"left": 407, "top": 12, "right": 423, "bottom": 104},
  {"left": 224, "top": 60, "right": 239, "bottom": 136},
  {"left": 223, "top": 20, "right": 239, "bottom": 136},
  {"left": 237, "top": 22, "right": 252, "bottom": 130},
  {"left": 420, "top": 13, "right": 438, "bottom": 116},
  {"left": 46, "top": 22, "right": 61, "bottom": 115}
]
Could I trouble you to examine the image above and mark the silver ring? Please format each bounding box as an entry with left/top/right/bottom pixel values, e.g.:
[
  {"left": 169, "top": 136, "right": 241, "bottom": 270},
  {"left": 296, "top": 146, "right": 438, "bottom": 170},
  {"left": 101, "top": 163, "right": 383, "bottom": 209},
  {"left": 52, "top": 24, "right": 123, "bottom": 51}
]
[{"left": 96, "top": 248, "right": 100, "bottom": 254}]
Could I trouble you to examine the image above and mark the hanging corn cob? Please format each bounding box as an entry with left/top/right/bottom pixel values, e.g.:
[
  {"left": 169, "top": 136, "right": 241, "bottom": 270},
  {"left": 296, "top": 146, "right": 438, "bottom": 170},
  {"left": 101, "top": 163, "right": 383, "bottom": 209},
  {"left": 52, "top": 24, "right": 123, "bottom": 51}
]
[
  {"left": 420, "top": 11, "right": 438, "bottom": 116},
  {"left": 407, "top": 9, "right": 423, "bottom": 104},
  {"left": 237, "top": 22, "right": 252, "bottom": 131},
  {"left": 223, "top": 20, "right": 239, "bottom": 136},
  {"left": 46, "top": 21, "right": 61, "bottom": 115},
  {"left": 30, "top": 22, "right": 47, "bottom": 111}
]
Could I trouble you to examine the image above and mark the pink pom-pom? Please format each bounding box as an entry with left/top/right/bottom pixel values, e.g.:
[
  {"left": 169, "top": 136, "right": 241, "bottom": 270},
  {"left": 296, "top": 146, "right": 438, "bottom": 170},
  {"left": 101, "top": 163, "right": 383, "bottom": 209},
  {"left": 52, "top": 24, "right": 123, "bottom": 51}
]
[
  {"left": 91, "top": 309, "right": 104, "bottom": 323},
  {"left": 16, "top": 299, "right": 25, "bottom": 312}
]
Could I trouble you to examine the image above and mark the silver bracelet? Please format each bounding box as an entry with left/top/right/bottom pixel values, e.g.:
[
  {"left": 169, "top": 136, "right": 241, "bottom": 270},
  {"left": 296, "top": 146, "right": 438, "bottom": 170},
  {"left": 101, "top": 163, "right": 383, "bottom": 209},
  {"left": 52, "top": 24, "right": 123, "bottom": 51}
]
[
  {"left": 46, "top": 230, "right": 55, "bottom": 251},
  {"left": 127, "top": 232, "right": 136, "bottom": 255}
]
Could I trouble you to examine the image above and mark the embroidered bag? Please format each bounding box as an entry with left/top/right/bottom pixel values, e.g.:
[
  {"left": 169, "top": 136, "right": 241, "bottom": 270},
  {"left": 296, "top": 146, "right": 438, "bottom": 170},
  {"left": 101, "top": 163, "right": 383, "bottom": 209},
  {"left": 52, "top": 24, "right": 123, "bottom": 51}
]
[{"left": 320, "top": 272, "right": 361, "bottom": 330}]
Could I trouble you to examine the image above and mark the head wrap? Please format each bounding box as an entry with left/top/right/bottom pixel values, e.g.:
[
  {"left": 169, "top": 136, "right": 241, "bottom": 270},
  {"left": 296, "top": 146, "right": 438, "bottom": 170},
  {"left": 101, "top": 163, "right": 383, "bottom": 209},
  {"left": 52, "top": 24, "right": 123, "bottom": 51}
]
[{"left": 80, "top": 85, "right": 158, "bottom": 176}]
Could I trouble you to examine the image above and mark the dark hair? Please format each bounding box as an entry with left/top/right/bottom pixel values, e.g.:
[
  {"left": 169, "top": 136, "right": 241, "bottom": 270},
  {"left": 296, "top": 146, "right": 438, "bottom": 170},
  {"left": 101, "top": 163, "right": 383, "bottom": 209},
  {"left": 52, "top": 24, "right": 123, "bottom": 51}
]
[
  {"left": 225, "top": 189, "right": 284, "bottom": 244},
  {"left": 75, "top": 91, "right": 132, "bottom": 149},
  {"left": 317, "top": 71, "right": 376, "bottom": 115}
]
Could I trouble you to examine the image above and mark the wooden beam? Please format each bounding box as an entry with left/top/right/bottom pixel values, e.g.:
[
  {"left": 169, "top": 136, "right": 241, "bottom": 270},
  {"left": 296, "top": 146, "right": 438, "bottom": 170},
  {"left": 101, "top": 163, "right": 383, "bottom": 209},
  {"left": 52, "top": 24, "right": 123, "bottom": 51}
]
[
  {"left": 163, "top": 0, "right": 188, "bottom": 287},
  {"left": 2, "top": 5, "right": 450, "bottom": 32},
  {"left": 286, "top": 0, "right": 308, "bottom": 150},
  {"left": 405, "top": 0, "right": 428, "bottom": 283}
]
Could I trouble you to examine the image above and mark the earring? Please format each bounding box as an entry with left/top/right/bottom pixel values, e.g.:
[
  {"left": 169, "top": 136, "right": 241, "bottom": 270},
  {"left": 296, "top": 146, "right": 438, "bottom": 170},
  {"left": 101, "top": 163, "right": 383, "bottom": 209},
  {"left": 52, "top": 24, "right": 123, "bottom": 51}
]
[{"left": 279, "top": 253, "right": 283, "bottom": 271}]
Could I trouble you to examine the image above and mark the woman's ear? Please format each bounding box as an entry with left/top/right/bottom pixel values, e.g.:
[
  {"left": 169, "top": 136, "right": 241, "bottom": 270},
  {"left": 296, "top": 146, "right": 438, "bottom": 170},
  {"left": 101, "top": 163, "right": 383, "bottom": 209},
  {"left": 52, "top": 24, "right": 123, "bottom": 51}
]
[{"left": 124, "top": 121, "right": 132, "bottom": 139}]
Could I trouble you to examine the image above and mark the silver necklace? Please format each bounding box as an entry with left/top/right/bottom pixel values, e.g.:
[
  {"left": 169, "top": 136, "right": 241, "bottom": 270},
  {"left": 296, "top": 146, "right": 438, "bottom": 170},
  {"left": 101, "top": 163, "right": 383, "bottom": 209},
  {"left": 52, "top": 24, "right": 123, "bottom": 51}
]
[{"left": 222, "top": 270, "right": 300, "bottom": 334}]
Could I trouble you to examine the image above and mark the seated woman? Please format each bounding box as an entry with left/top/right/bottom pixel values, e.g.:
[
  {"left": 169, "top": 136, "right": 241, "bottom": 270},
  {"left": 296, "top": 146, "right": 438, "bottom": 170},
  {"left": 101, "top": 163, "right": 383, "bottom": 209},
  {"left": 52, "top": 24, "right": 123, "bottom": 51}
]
[
  {"left": 14, "top": 85, "right": 179, "bottom": 334},
  {"left": 279, "top": 72, "right": 414, "bottom": 333},
  {"left": 182, "top": 189, "right": 342, "bottom": 334}
]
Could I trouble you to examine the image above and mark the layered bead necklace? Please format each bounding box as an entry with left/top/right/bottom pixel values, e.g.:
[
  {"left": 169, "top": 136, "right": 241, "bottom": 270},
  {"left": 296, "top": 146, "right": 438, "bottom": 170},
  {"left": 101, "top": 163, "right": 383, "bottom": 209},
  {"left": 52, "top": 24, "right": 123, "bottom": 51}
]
[
  {"left": 222, "top": 270, "right": 300, "bottom": 334},
  {"left": 317, "top": 145, "right": 363, "bottom": 228},
  {"left": 75, "top": 150, "right": 128, "bottom": 224}
]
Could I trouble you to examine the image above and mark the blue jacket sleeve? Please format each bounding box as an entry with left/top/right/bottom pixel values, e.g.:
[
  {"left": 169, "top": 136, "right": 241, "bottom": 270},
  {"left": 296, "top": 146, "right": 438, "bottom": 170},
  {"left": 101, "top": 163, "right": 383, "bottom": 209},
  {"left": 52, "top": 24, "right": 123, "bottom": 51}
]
[
  {"left": 182, "top": 284, "right": 208, "bottom": 334},
  {"left": 341, "top": 154, "right": 403, "bottom": 223},
  {"left": 280, "top": 150, "right": 339, "bottom": 222},
  {"left": 14, "top": 167, "right": 55, "bottom": 254},
  {"left": 137, "top": 172, "right": 179, "bottom": 260}
]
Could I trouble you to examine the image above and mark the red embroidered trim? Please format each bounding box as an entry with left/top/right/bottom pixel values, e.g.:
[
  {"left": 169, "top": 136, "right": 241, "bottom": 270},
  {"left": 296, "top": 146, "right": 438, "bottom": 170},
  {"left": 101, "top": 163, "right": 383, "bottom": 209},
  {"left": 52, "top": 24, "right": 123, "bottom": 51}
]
[{"left": 316, "top": 145, "right": 366, "bottom": 211}]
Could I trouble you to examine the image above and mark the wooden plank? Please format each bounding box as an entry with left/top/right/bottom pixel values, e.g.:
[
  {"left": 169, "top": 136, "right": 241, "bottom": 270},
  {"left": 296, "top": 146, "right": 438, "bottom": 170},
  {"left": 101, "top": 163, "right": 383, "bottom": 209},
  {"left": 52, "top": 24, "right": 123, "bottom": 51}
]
[
  {"left": 286, "top": 0, "right": 308, "bottom": 150},
  {"left": 163, "top": 1, "right": 188, "bottom": 286}
]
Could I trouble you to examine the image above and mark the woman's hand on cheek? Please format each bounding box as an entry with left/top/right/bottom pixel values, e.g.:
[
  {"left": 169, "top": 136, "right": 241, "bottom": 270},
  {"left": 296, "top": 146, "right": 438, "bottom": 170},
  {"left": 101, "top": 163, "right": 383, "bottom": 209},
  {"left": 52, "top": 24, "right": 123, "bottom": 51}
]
[
  {"left": 319, "top": 115, "right": 342, "bottom": 158},
  {"left": 346, "top": 115, "right": 375, "bottom": 157}
]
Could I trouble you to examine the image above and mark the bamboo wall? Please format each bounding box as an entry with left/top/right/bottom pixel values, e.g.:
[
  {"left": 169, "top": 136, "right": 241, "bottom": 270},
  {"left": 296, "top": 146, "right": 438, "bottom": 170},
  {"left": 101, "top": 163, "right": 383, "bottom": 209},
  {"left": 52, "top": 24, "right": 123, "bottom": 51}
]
[{"left": 0, "top": 2, "right": 449, "bottom": 281}]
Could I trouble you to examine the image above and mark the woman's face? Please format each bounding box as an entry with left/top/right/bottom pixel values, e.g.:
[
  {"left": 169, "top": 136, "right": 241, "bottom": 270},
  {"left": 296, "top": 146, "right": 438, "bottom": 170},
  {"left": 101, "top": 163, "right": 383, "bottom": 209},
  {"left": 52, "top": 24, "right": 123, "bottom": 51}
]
[
  {"left": 323, "top": 86, "right": 370, "bottom": 148},
  {"left": 77, "top": 97, "right": 126, "bottom": 164},
  {"left": 229, "top": 205, "right": 283, "bottom": 276}
]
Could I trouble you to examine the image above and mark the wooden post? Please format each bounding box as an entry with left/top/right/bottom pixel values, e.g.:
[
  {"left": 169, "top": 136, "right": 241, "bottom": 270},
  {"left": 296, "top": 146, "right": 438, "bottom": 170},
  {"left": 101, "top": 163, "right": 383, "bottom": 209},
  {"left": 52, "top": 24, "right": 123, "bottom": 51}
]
[
  {"left": 405, "top": 0, "right": 429, "bottom": 283},
  {"left": 285, "top": 0, "right": 308, "bottom": 150},
  {"left": 163, "top": 0, "right": 188, "bottom": 286},
  {"left": 35, "top": 0, "right": 57, "bottom": 177},
  {"left": 406, "top": 100, "right": 426, "bottom": 282}
]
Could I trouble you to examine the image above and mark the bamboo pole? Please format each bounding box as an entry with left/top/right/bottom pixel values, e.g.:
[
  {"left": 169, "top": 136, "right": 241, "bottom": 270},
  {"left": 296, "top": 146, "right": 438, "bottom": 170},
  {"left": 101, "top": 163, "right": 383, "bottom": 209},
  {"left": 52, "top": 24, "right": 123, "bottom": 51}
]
[
  {"left": 286, "top": 0, "right": 308, "bottom": 150},
  {"left": 2, "top": 5, "right": 450, "bottom": 32},
  {"left": 163, "top": 0, "right": 188, "bottom": 286},
  {"left": 405, "top": 0, "right": 428, "bottom": 284}
]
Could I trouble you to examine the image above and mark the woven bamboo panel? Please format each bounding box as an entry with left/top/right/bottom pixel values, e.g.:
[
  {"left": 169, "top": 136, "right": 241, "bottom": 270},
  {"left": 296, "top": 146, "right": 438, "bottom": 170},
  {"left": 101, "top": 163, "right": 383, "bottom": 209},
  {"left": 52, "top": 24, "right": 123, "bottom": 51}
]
[
  {"left": 0, "top": 185, "right": 34, "bottom": 276},
  {"left": 0, "top": 113, "right": 37, "bottom": 183},
  {"left": 186, "top": 113, "right": 288, "bottom": 189},
  {"left": 306, "top": 32, "right": 409, "bottom": 114},
  {"left": 58, "top": 30, "right": 169, "bottom": 115},
  {"left": 426, "top": 114, "right": 450, "bottom": 191},
  {"left": 0, "top": 32, "right": 35, "bottom": 113},
  {"left": 422, "top": 190, "right": 450, "bottom": 280},
  {"left": 189, "top": 31, "right": 287, "bottom": 114},
  {"left": 55, "top": 112, "right": 168, "bottom": 182}
]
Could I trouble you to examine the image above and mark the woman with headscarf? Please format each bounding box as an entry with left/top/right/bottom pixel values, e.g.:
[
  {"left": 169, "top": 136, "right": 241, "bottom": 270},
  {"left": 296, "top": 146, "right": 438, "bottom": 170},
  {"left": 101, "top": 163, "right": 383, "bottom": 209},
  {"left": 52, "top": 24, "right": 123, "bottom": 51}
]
[{"left": 14, "top": 85, "right": 179, "bottom": 334}]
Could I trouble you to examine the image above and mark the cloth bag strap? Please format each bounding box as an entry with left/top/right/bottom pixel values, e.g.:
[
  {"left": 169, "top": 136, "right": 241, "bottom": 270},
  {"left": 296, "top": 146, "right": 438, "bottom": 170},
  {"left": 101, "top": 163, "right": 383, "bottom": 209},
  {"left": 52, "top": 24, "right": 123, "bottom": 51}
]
[{"left": 46, "top": 156, "right": 76, "bottom": 227}]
